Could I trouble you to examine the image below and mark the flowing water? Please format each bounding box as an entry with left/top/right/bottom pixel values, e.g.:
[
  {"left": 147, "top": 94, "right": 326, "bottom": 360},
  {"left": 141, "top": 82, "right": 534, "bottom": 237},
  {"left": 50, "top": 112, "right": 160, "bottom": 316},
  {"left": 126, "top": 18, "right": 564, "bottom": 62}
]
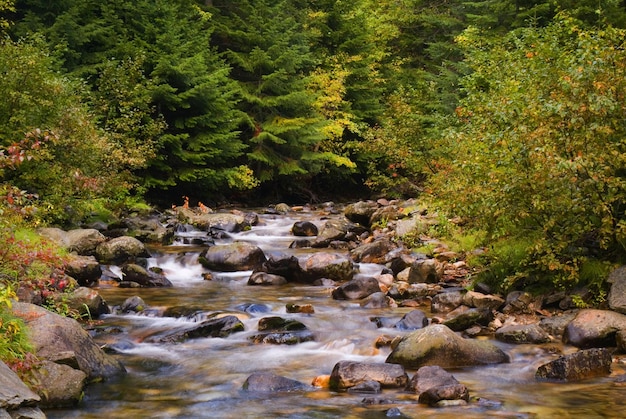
[{"left": 46, "top": 210, "right": 626, "bottom": 418}]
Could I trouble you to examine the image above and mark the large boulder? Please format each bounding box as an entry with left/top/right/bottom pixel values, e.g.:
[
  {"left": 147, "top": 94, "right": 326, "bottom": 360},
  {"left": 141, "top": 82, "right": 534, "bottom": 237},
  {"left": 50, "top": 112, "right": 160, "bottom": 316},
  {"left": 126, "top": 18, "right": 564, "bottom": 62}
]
[
  {"left": 0, "top": 361, "right": 44, "bottom": 418},
  {"left": 386, "top": 324, "right": 510, "bottom": 368},
  {"left": 32, "top": 360, "right": 87, "bottom": 407},
  {"left": 443, "top": 306, "right": 492, "bottom": 332},
  {"left": 408, "top": 259, "right": 443, "bottom": 284},
  {"left": 176, "top": 208, "right": 248, "bottom": 233},
  {"left": 199, "top": 242, "right": 266, "bottom": 272},
  {"left": 329, "top": 361, "right": 408, "bottom": 391},
  {"left": 344, "top": 201, "right": 378, "bottom": 226},
  {"left": 535, "top": 348, "right": 612, "bottom": 381},
  {"left": 117, "top": 216, "right": 173, "bottom": 244},
  {"left": 64, "top": 254, "right": 102, "bottom": 287},
  {"left": 564, "top": 309, "right": 626, "bottom": 348},
  {"left": 11, "top": 302, "right": 126, "bottom": 381},
  {"left": 291, "top": 221, "right": 318, "bottom": 237},
  {"left": 407, "top": 365, "right": 469, "bottom": 406},
  {"left": 495, "top": 323, "right": 551, "bottom": 344},
  {"left": 350, "top": 238, "right": 397, "bottom": 264},
  {"left": 332, "top": 277, "right": 380, "bottom": 300},
  {"left": 121, "top": 264, "right": 173, "bottom": 287},
  {"left": 463, "top": 291, "right": 505, "bottom": 311},
  {"left": 66, "top": 229, "right": 107, "bottom": 256},
  {"left": 95, "top": 236, "right": 150, "bottom": 264},
  {"left": 61, "top": 287, "right": 110, "bottom": 318},
  {"left": 608, "top": 266, "right": 626, "bottom": 314},
  {"left": 311, "top": 219, "right": 361, "bottom": 248},
  {"left": 299, "top": 253, "right": 354, "bottom": 282}
]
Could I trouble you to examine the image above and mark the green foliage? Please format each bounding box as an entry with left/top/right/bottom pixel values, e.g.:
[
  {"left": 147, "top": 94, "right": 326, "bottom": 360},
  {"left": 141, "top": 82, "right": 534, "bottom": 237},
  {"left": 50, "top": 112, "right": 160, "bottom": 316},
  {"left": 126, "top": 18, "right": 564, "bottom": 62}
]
[
  {"left": 433, "top": 15, "right": 626, "bottom": 294},
  {"left": 0, "top": 284, "right": 32, "bottom": 364}
]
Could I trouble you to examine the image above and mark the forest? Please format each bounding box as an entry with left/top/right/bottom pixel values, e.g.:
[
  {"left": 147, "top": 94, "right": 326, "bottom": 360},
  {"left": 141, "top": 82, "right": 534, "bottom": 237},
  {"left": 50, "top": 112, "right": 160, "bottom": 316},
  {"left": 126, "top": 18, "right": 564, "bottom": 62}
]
[{"left": 2, "top": 0, "right": 626, "bottom": 350}]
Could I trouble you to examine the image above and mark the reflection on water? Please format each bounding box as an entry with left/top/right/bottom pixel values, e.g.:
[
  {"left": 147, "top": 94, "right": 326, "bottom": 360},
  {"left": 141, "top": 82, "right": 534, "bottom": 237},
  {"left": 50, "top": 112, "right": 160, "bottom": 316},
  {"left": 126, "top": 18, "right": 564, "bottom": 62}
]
[{"left": 46, "top": 211, "right": 626, "bottom": 418}]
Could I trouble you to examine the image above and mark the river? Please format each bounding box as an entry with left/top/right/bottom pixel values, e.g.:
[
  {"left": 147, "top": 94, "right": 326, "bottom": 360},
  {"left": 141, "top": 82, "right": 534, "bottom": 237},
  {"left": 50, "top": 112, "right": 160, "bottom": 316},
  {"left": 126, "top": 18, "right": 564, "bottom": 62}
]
[{"left": 46, "top": 209, "right": 626, "bottom": 418}]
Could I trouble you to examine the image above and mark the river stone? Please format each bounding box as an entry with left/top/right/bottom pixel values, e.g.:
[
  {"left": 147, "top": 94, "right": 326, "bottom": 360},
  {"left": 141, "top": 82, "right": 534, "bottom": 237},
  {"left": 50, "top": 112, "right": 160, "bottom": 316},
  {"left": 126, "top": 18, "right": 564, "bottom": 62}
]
[
  {"left": 350, "top": 238, "right": 397, "bottom": 264},
  {"left": 344, "top": 201, "right": 378, "bottom": 226},
  {"left": 502, "top": 291, "right": 542, "bottom": 314},
  {"left": 370, "top": 205, "right": 402, "bottom": 227},
  {"left": 248, "top": 271, "right": 287, "bottom": 286},
  {"left": 176, "top": 208, "right": 248, "bottom": 233},
  {"left": 37, "top": 227, "right": 70, "bottom": 247},
  {"left": 463, "top": 291, "right": 505, "bottom": 311},
  {"left": 407, "top": 365, "right": 469, "bottom": 406},
  {"left": 408, "top": 259, "right": 443, "bottom": 284},
  {"left": 119, "top": 216, "right": 173, "bottom": 244},
  {"left": 535, "top": 348, "right": 612, "bottom": 381},
  {"left": 32, "top": 360, "right": 87, "bottom": 407},
  {"left": 64, "top": 254, "right": 102, "bottom": 286},
  {"left": 66, "top": 229, "right": 107, "bottom": 256},
  {"left": 258, "top": 254, "right": 302, "bottom": 281},
  {"left": 155, "top": 315, "right": 245, "bottom": 343},
  {"left": 394, "top": 310, "right": 429, "bottom": 331},
  {"left": 311, "top": 218, "right": 359, "bottom": 247},
  {"left": 199, "top": 241, "right": 266, "bottom": 272},
  {"left": 443, "top": 306, "right": 492, "bottom": 332},
  {"left": 563, "top": 309, "right": 626, "bottom": 348},
  {"left": 120, "top": 296, "right": 146, "bottom": 313},
  {"left": 291, "top": 221, "right": 318, "bottom": 237},
  {"left": 495, "top": 323, "right": 551, "bottom": 344},
  {"left": 617, "top": 330, "right": 626, "bottom": 352},
  {"left": 360, "top": 292, "right": 391, "bottom": 308},
  {"left": 11, "top": 302, "right": 126, "bottom": 380},
  {"left": 608, "top": 266, "right": 626, "bottom": 314},
  {"left": 122, "top": 264, "right": 173, "bottom": 287},
  {"left": 300, "top": 253, "right": 354, "bottom": 282},
  {"left": 242, "top": 372, "right": 308, "bottom": 392},
  {"left": 538, "top": 311, "right": 578, "bottom": 341},
  {"left": 329, "top": 361, "right": 408, "bottom": 391},
  {"left": 62, "top": 286, "right": 110, "bottom": 318},
  {"left": 95, "top": 236, "right": 150, "bottom": 264},
  {"left": 431, "top": 290, "right": 464, "bottom": 313},
  {"left": 346, "top": 380, "right": 382, "bottom": 394},
  {"left": 332, "top": 277, "right": 381, "bottom": 300},
  {"left": 0, "top": 361, "right": 41, "bottom": 410},
  {"left": 386, "top": 324, "right": 510, "bottom": 368}
]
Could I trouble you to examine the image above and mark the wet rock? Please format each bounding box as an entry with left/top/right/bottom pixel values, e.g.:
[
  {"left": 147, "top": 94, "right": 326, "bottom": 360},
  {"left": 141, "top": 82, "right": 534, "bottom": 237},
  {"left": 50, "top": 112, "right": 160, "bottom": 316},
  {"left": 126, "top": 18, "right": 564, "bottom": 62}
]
[
  {"left": 286, "top": 303, "right": 314, "bottom": 314},
  {"left": 64, "top": 254, "right": 102, "bottom": 287},
  {"left": 332, "top": 277, "right": 381, "bottom": 300},
  {"left": 156, "top": 315, "right": 245, "bottom": 342},
  {"left": 502, "top": 291, "right": 542, "bottom": 314},
  {"left": 258, "top": 254, "right": 302, "bottom": 281},
  {"left": 32, "top": 360, "right": 87, "bottom": 407},
  {"left": 329, "top": 361, "right": 408, "bottom": 391},
  {"left": 347, "top": 380, "right": 381, "bottom": 394},
  {"left": 408, "top": 259, "right": 443, "bottom": 284},
  {"left": 431, "top": 290, "right": 464, "bottom": 313},
  {"left": 394, "top": 310, "right": 429, "bottom": 331},
  {"left": 535, "top": 348, "right": 612, "bottom": 381},
  {"left": 291, "top": 221, "right": 318, "bottom": 237},
  {"left": 122, "top": 264, "right": 173, "bottom": 287},
  {"left": 539, "top": 311, "right": 578, "bottom": 341},
  {"left": 370, "top": 205, "right": 402, "bottom": 227},
  {"left": 176, "top": 208, "right": 247, "bottom": 233},
  {"left": 117, "top": 216, "right": 173, "bottom": 244},
  {"left": 608, "top": 266, "right": 626, "bottom": 314},
  {"left": 564, "top": 309, "right": 626, "bottom": 348},
  {"left": 495, "top": 323, "right": 551, "bottom": 344},
  {"left": 0, "top": 361, "right": 45, "bottom": 418},
  {"left": 312, "top": 218, "right": 363, "bottom": 248},
  {"left": 300, "top": 253, "right": 354, "bottom": 282},
  {"left": 11, "top": 302, "right": 126, "bottom": 380},
  {"left": 443, "top": 306, "right": 492, "bottom": 332},
  {"left": 462, "top": 291, "right": 505, "bottom": 311},
  {"left": 250, "top": 316, "right": 315, "bottom": 345},
  {"left": 344, "top": 201, "right": 378, "bottom": 226},
  {"left": 95, "top": 236, "right": 150, "bottom": 264},
  {"left": 386, "top": 324, "right": 510, "bottom": 368},
  {"left": 407, "top": 365, "right": 469, "bottom": 406},
  {"left": 242, "top": 371, "right": 308, "bottom": 392},
  {"left": 66, "top": 228, "right": 107, "bottom": 256},
  {"left": 120, "top": 296, "right": 146, "bottom": 313},
  {"left": 62, "top": 287, "right": 110, "bottom": 318},
  {"left": 360, "top": 292, "right": 391, "bottom": 308},
  {"left": 350, "top": 238, "right": 397, "bottom": 264},
  {"left": 247, "top": 271, "right": 288, "bottom": 286},
  {"left": 199, "top": 241, "right": 266, "bottom": 272},
  {"left": 617, "top": 330, "right": 626, "bottom": 352},
  {"left": 274, "top": 203, "right": 292, "bottom": 214}
]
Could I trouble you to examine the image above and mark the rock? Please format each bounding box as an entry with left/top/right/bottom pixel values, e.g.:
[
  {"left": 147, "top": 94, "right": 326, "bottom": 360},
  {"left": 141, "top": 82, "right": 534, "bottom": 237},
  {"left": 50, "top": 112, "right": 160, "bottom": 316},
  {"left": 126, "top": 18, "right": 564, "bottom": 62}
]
[
  {"left": 564, "top": 309, "right": 626, "bottom": 348},
  {"left": 199, "top": 241, "right": 266, "bottom": 272},
  {"left": 332, "top": 277, "right": 381, "bottom": 300},
  {"left": 66, "top": 229, "right": 107, "bottom": 256},
  {"left": 62, "top": 286, "right": 110, "bottom": 318},
  {"left": 360, "top": 292, "right": 391, "bottom": 308},
  {"left": 32, "top": 360, "right": 87, "bottom": 407},
  {"left": 347, "top": 380, "right": 381, "bottom": 394},
  {"left": 122, "top": 264, "right": 173, "bottom": 287},
  {"left": 431, "top": 291, "right": 464, "bottom": 313},
  {"left": 258, "top": 254, "right": 302, "bottom": 282},
  {"left": 285, "top": 303, "right": 314, "bottom": 314},
  {"left": 176, "top": 209, "right": 247, "bottom": 233},
  {"left": 0, "top": 361, "right": 41, "bottom": 412},
  {"left": 248, "top": 271, "right": 288, "bottom": 285},
  {"left": 120, "top": 296, "right": 146, "bottom": 313},
  {"left": 350, "top": 239, "right": 397, "bottom": 264},
  {"left": 291, "top": 221, "right": 318, "bottom": 237},
  {"left": 502, "top": 291, "right": 542, "bottom": 314},
  {"left": 394, "top": 310, "right": 429, "bottom": 331},
  {"left": 119, "top": 216, "right": 173, "bottom": 244},
  {"left": 95, "top": 236, "right": 150, "bottom": 264},
  {"left": 370, "top": 205, "right": 402, "bottom": 227},
  {"left": 329, "top": 361, "right": 408, "bottom": 391},
  {"left": 64, "top": 254, "right": 102, "bottom": 286},
  {"left": 242, "top": 372, "right": 308, "bottom": 392},
  {"left": 344, "top": 201, "right": 378, "bottom": 226},
  {"left": 386, "top": 324, "right": 510, "bottom": 368},
  {"left": 608, "top": 266, "right": 626, "bottom": 314},
  {"left": 408, "top": 259, "right": 443, "bottom": 284},
  {"left": 463, "top": 291, "right": 505, "bottom": 311},
  {"left": 407, "top": 365, "right": 469, "bottom": 406},
  {"left": 443, "top": 306, "right": 492, "bottom": 332},
  {"left": 300, "top": 253, "right": 354, "bottom": 282},
  {"left": 535, "top": 348, "right": 612, "bottom": 381},
  {"left": 37, "top": 227, "right": 70, "bottom": 247},
  {"left": 312, "top": 219, "right": 362, "bottom": 248},
  {"left": 249, "top": 316, "right": 315, "bottom": 345},
  {"left": 11, "top": 302, "right": 126, "bottom": 380},
  {"left": 153, "top": 315, "right": 245, "bottom": 343},
  {"left": 617, "top": 330, "right": 626, "bottom": 352},
  {"left": 539, "top": 312, "right": 578, "bottom": 341},
  {"left": 274, "top": 203, "right": 291, "bottom": 214},
  {"left": 495, "top": 323, "right": 551, "bottom": 344}
]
